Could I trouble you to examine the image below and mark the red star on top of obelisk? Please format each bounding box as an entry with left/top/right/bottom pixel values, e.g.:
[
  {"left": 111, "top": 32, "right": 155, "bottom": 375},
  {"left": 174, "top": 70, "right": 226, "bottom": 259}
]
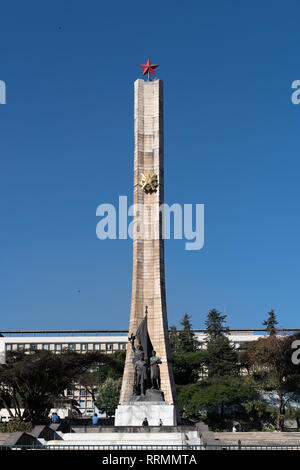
[{"left": 139, "top": 58, "right": 159, "bottom": 80}]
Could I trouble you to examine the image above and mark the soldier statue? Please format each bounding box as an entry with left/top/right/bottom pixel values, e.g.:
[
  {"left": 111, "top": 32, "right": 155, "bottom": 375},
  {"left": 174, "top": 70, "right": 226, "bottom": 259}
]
[
  {"left": 149, "top": 350, "right": 162, "bottom": 390},
  {"left": 128, "top": 333, "right": 148, "bottom": 396},
  {"left": 135, "top": 352, "right": 148, "bottom": 396}
]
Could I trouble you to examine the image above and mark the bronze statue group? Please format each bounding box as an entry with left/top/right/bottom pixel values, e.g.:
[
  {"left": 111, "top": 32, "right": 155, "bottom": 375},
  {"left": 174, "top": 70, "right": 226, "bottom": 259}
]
[{"left": 129, "top": 333, "right": 162, "bottom": 397}]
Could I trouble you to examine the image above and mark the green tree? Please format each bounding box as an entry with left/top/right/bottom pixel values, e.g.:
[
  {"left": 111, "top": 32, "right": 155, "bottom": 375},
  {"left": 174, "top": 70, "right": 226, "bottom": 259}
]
[
  {"left": 263, "top": 309, "right": 278, "bottom": 335},
  {"left": 236, "top": 341, "right": 253, "bottom": 375},
  {"left": 169, "top": 325, "right": 180, "bottom": 354},
  {"left": 0, "top": 349, "right": 110, "bottom": 424},
  {"left": 204, "top": 309, "right": 237, "bottom": 377},
  {"left": 205, "top": 308, "right": 229, "bottom": 341},
  {"left": 177, "top": 376, "right": 256, "bottom": 425},
  {"left": 170, "top": 315, "right": 206, "bottom": 385},
  {"left": 172, "top": 350, "right": 207, "bottom": 385},
  {"left": 248, "top": 332, "right": 300, "bottom": 430},
  {"left": 177, "top": 313, "right": 198, "bottom": 353},
  {"left": 205, "top": 336, "right": 238, "bottom": 377},
  {"left": 94, "top": 377, "right": 121, "bottom": 417},
  {"left": 241, "top": 399, "right": 275, "bottom": 429},
  {"left": 77, "top": 350, "right": 125, "bottom": 403}
]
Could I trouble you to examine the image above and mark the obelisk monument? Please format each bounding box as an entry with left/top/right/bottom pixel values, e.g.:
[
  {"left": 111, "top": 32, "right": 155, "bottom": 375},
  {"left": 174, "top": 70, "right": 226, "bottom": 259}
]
[{"left": 115, "top": 60, "right": 179, "bottom": 426}]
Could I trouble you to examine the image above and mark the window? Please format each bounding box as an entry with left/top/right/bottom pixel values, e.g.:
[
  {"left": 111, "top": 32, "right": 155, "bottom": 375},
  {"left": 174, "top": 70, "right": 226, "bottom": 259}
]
[
  {"left": 30, "top": 344, "right": 37, "bottom": 350},
  {"left": 81, "top": 343, "right": 88, "bottom": 351},
  {"left": 79, "top": 401, "right": 86, "bottom": 408},
  {"left": 55, "top": 344, "right": 62, "bottom": 351},
  {"left": 68, "top": 344, "right": 75, "bottom": 351},
  {"left": 5, "top": 344, "right": 12, "bottom": 351},
  {"left": 106, "top": 343, "right": 113, "bottom": 351},
  {"left": 119, "top": 343, "right": 127, "bottom": 351},
  {"left": 79, "top": 389, "right": 86, "bottom": 397},
  {"left": 42, "top": 344, "right": 49, "bottom": 350},
  {"left": 93, "top": 344, "right": 100, "bottom": 351},
  {"left": 17, "top": 344, "right": 25, "bottom": 350},
  {"left": 67, "top": 389, "right": 73, "bottom": 396}
]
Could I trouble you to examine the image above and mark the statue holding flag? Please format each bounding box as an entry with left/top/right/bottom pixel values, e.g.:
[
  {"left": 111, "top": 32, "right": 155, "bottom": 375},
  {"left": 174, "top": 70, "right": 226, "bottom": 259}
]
[{"left": 128, "top": 306, "right": 163, "bottom": 401}]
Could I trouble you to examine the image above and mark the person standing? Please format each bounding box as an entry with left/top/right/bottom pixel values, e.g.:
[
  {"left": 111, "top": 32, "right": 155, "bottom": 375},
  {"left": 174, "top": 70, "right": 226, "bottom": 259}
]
[
  {"left": 92, "top": 413, "right": 99, "bottom": 425},
  {"left": 142, "top": 417, "right": 149, "bottom": 426},
  {"left": 51, "top": 412, "right": 60, "bottom": 424}
]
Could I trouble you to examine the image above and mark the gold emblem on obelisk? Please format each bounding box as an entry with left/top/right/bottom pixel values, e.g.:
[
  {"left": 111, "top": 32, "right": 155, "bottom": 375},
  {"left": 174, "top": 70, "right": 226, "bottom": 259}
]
[{"left": 139, "top": 173, "right": 159, "bottom": 193}]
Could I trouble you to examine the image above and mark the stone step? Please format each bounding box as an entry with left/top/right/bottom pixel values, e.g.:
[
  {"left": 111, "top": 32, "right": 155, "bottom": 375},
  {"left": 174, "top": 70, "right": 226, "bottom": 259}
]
[
  {"left": 45, "top": 440, "right": 188, "bottom": 447},
  {"left": 214, "top": 432, "right": 300, "bottom": 446},
  {"left": 42, "top": 430, "right": 200, "bottom": 447},
  {"left": 63, "top": 432, "right": 195, "bottom": 442}
]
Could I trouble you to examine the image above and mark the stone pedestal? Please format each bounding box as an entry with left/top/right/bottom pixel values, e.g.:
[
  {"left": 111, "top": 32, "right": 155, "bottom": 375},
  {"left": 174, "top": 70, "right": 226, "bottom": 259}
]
[{"left": 114, "top": 402, "right": 176, "bottom": 427}]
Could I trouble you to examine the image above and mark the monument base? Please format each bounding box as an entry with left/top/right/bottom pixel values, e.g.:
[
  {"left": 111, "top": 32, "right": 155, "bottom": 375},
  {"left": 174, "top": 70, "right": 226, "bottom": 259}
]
[{"left": 114, "top": 402, "right": 177, "bottom": 426}]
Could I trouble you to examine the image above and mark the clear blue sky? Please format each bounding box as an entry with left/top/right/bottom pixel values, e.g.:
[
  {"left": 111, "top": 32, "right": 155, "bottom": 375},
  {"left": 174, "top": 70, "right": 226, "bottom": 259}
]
[{"left": 0, "top": 0, "right": 299, "bottom": 331}]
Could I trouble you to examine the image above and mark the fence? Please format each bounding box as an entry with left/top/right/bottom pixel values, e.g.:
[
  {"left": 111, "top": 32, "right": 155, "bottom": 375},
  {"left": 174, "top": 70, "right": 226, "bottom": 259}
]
[{"left": 1, "top": 443, "right": 300, "bottom": 450}]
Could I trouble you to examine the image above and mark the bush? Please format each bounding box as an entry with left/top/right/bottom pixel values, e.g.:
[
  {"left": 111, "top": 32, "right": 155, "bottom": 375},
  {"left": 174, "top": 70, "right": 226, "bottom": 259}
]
[
  {"left": 94, "top": 378, "right": 121, "bottom": 417},
  {"left": 0, "top": 418, "right": 33, "bottom": 433}
]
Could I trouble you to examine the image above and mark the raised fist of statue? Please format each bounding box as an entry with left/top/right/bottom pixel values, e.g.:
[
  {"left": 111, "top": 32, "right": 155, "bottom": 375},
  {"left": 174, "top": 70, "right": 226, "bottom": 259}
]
[{"left": 128, "top": 333, "right": 136, "bottom": 343}]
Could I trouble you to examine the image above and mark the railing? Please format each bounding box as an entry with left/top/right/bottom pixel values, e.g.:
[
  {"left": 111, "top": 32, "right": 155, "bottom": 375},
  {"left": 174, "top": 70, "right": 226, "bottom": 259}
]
[
  {"left": 1, "top": 328, "right": 300, "bottom": 335},
  {"left": 1, "top": 443, "right": 300, "bottom": 450}
]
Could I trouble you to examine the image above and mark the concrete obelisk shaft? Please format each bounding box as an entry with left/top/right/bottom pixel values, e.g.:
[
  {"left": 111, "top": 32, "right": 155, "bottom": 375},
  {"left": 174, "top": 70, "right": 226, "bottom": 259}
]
[{"left": 119, "top": 79, "right": 178, "bottom": 413}]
